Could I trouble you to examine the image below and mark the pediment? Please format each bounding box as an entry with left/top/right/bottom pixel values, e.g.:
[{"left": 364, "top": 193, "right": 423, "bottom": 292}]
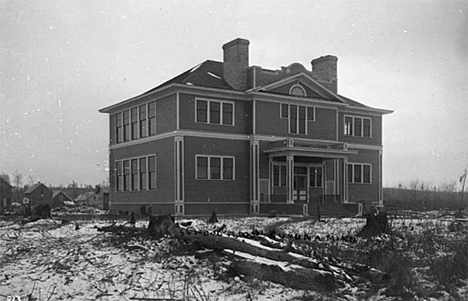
[{"left": 254, "top": 72, "right": 343, "bottom": 102}]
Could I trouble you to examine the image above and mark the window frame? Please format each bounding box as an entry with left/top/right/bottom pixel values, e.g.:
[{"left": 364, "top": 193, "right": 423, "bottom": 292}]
[
  {"left": 195, "top": 155, "right": 235, "bottom": 180},
  {"left": 195, "top": 98, "right": 235, "bottom": 126},
  {"left": 148, "top": 101, "right": 157, "bottom": 136},
  {"left": 284, "top": 104, "right": 315, "bottom": 134},
  {"left": 344, "top": 115, "right": 372, "bottom": 138},
  {"left": 131, "top": 107, "right": 139, "bottom": 140},
  {"left": 272, "top": 164, "right": 287, "bottom": 187},
  {"left": 148, "top": 155, "right": 156, "bottom": 190},
  {"left": 115, "top": 112, "right": 123, "bottom": 144},
  {"left": 114, "top": 155, "right": 157, "bottom": 193},
  {"left": 289, "top": 84, "right": 307, "bottom": 97},
  {"left": 348, "top": 163, "right": 372, "bottom": 184}
]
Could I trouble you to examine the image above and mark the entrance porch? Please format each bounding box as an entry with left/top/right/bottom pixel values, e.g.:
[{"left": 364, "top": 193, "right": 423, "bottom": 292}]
[{"left": 261, "top": 138, "right": 358, "bottom": 211}]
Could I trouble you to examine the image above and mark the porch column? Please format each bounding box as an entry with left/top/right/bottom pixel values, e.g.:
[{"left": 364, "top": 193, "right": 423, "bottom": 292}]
[
  {"left": 286, "top": 155, "right": 294, "bottom": 203},
  {"left": 174, "top": 136, "right": 185, "bottom": 215},
  {"left": 250, "top": 141, "right": 260, "bottom": 213},
  {"left": 343, "top": 157, "right": 348, "bottom": 203}
]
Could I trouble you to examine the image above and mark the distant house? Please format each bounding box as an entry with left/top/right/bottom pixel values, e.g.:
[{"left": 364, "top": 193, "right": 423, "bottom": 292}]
[
  {"left": 24, "top": 182, "right": 53, "bottom": 206},
  {"left": 52, "top": 191, "right": 74, "bottom": 208},
  {"left": 76, "top": 186, "right": 110, "bottom": 209},
  {"left": 76, "top": 191, "right": 98, "bottom": 207},
  {"left": 0, "top": 177, "right": 13, "bottom": 213}
]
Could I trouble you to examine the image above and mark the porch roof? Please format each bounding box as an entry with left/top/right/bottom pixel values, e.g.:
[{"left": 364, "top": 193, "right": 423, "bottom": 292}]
[{"left": 264, "top": 138, "right": 357, "bottom": 158}]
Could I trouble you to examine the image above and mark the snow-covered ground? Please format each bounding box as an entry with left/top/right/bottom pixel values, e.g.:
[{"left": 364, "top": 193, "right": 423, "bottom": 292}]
[{"left": 1, "top": 211, "right": 467, "bottom": 301}]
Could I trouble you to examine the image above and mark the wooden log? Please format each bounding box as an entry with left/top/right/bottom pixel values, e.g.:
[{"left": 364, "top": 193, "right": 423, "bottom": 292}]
[
  {"left": 178, "top": 229, "right": 319, "bottom": 269},
  {"left": 231, "top": 259, "right": 337, "bottom": 292}
]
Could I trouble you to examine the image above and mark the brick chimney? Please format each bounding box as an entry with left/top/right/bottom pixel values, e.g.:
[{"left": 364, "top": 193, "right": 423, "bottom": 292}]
[
  {"left": 223, "top": 38, "right": 250, "bottom": 91},
  {"left": 311, "top": 55, "right": 338, "bottom": 93}
]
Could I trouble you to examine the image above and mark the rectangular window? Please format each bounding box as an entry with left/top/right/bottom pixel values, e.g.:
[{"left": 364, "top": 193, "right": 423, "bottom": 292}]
[
  {"left": 139, "top": 157, "right": 147, "bottom": 190},
  {"left": 281, "top": 103, "right": 289, "bottom": 118},
  {"left": 210, "top": 157, "right": 221, "bottom": 179},
  {"left": 354, "top": 164, "right": 362, "bottom": 183},
  {"left": 131, "top": 108, "right": 138, "bottom": 140},
  {"left": 123, "top": 160, "right": 130, "bottom": 191},
  {"left": 348, "top": 164, "right": 353, "bottom": 183},
  {"left": 363, "top": 164, "right": 371, "bottom": 183},
  {"left": 344, "top": 116, "right": 353, "bottom": 136},
  {"left": 196, "top": 100, "right": 208, "bottom": 123},
  {"left": 148, "top": 101, "right": 156, "bottom": 136},
  {"left": 209, "top": 102, "right": 221, "bottom": 124},
  {"left": 139, "top": 104, "right": 147, "bottom": 138},
  {"left": 298, "top": 106, "right": 306, "bottom": 135},
  {"left": 223, "top": 157, "right": 234, "bottom": 180},
  {"left": 222, "top": 103, "right": 233, "bottom": 125},
  {"left": 286, "top": 104, "right": 310, "bottom": 134},
  {"left": 309, "top": 166, "right": 322, "bottom": 187},
  {"left": 363, "top": 118, "right": 371, "bottom": 137},
  {"left": 348, "top": 163, "right": 371, "bottom": 184},
  {"left": 148, "top": 155, "right": 156, "bottom": 190},
  {"left": 116, "top": 161, "right": 123, "bottom": 191},
  {"left": 354, "top": 118, "right": 362, "bottom": 137},
  {"left": 280, "top": 166, "right": 286, "bottom": 186},
  {"left": 116, "top": 113, "right": 123, "bottom": 143},
  {"left": 345, "top": 116, "right": 371, "bottom": 137},
  {"left": 131, "top": 159, "right": 138, "bottom": 191},
  {"left": 196, "top": 99, "right": 234, "bottom": 125},
  {"left": 307, "top": 106, "right": 315, "bottom": 121},
  {"left": 196, "top": 156, "right": 208, "bottom": 179},
  {"left": 273, "top": 165, "right": 280, "bottom": 186},
  {"left": 290, "top": 105, "right": 297, "bottom": 134},
  {"left": 196, "top": 155, "right": 235, "bottom": 180},
  {"left": 123, "top": 110, "right": 130, "bottom": 142},
  {"left": 273, "top": 165, "right": 286, "bottom": 187}
]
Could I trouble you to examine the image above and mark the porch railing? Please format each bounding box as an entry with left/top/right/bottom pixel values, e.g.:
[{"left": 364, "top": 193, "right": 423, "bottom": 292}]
[{"left": 266, "top": 139, "right": 347, "bottom": 151}]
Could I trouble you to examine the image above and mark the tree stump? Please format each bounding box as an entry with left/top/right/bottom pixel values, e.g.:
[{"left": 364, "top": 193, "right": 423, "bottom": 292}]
[
  {"left": 357, "top": 212, "right": 390, "bottom": 237},
  {"left": 208, "top": 210, "right": 219, "bottom": 224},
  {"left": 147, "top": 214, "right": 177, "bottom": 239}
]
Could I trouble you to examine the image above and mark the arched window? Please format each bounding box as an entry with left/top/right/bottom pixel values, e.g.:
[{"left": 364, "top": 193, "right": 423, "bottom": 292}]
[{"left": 289, "top": 84, "right": 307, "bottom": 97}]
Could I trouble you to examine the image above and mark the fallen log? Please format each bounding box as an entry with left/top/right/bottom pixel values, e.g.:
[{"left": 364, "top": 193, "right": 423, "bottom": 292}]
[
  {"left": 229, "top": 257, "right": 337, "bottom": 292},
  {"left": 179, "top": 229, "right": 319, "bottom": 269}
]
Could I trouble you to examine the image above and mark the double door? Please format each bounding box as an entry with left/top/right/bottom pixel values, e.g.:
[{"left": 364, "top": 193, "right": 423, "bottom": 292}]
[{"left": 293, "top": 165, "right": 323, "bottom": 202}]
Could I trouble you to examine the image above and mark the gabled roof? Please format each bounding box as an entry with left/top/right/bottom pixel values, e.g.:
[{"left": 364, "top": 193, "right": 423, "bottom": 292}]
[
  {"left": 76, "top": 191, "right": 96, "bottom": 201},
  {"left": 53, "top": 190, "right": 72, "bottom": 200},
  {"left": 0, "top": 176, "right": 12, "bottom": 188},
  {"left": 252, "top": 72, "right": 344, "bottom": 103},
  {"left": 25, "top": 182, "right": 50, "bottom": 194}
]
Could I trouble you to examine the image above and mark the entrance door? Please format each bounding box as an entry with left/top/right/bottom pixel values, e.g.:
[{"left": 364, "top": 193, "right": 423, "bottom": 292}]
[
  {"left": 293, "top": 166, "right": 308, "bottom": 202},
  {"left": 309, "top": 166, "right": 323, "bottom": 203}
]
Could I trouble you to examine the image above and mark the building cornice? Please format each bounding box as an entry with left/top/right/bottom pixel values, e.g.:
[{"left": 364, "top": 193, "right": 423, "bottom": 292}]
[{"left": 109, "top": 130, "right": 383, "bottom": 151}]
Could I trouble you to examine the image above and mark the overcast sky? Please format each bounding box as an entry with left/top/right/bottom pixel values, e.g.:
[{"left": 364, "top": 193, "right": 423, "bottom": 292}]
[{"left": 1, "top": 0, "right": 467, "bottom": 188}]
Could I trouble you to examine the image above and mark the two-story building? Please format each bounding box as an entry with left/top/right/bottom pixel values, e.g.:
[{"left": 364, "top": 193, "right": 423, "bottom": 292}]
[{"left": 99, "top": 38, "right": 392, "bottom": 216}]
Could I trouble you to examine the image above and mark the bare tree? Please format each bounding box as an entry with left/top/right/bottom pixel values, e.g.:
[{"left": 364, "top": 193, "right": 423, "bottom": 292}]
[
  {"left": 12, "top": 170, "right": 23, "bottom": 201},
  {"left": 460, "top": 167, "right": 467, "bottom": 208}
]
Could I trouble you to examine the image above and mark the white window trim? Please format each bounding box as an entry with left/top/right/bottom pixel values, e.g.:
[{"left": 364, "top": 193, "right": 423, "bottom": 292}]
[
  {"left": 195, "top": 155, "right": 235, "bottom": 180},
  {"left": 115, "top": 154, "right": 157, "bottom": 192},
  {"left": 115, "top": 112, "right": 123, "bottom": 143},
  {"left": 344, "top": 115, "right": 372, "bottom": 138},
  {"left": 289, "top": 84, "right": 307, "bottom": 97},
  {"left": 348, "top": 163, "right": 372, "bottom": 184},
  {"left": 272, "top": 163, "right": 287, "bottom": 187},
  {"left": 281, "top": 104, "right": 315, "bottom": 134},
  {"left": 195, "top": 98, "right": 235, "bottom": 126}
]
